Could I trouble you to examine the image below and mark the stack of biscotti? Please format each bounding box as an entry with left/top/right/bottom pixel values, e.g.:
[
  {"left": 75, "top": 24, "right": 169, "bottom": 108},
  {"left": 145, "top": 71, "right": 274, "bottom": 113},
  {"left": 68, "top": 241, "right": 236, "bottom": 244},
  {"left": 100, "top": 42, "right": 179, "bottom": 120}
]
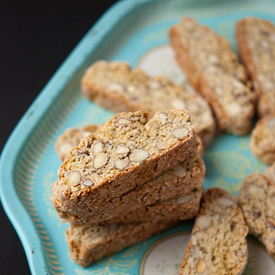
[
  {"left": 81, "top": 61, "right": 215, "bottom": 147},
  {"left": 236, "top": 17, "right": 275, "bottom": 117},
  {"left": 169, "top": 18, "right": 255, "bottom": 135},
  {"left": 52, "top": 109, "right": 206, "bottom": 266}
]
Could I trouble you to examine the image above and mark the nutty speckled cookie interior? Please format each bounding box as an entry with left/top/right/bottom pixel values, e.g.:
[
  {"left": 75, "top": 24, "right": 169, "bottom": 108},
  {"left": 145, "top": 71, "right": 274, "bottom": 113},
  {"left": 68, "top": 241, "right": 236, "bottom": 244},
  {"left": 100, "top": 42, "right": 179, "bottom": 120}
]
[
  {"left": 236, "top": 17, "right": 275, "bottom": 117},
  {"left": 250, "top": 115, "right": 275, "bottom": 164},
  {"left": 239, "top": 173, "right": 275, "bottom": 259},
  {"left": 81, "top": 61, "right": 215, "bottom": 146},
  {"left": 170, "top": 18, "right": 255, "bottom": 135},
  {"left": 179, "top": 188, "right": 248, "bottom": 275}
]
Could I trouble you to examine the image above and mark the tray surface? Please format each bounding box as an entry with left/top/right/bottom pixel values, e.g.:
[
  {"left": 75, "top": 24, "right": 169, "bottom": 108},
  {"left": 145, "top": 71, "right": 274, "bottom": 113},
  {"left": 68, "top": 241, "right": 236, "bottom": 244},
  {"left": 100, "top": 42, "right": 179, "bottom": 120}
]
[{"left": 1, "top": 0, "right": 275, "bottom": 274}]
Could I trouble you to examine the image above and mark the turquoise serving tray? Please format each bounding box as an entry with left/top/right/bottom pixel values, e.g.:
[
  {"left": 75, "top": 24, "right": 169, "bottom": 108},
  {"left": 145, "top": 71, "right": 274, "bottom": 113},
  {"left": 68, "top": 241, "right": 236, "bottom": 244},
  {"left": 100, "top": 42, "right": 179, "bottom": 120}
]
[{"left": 1, "top": 0, "right": 275, "bottom": 274}]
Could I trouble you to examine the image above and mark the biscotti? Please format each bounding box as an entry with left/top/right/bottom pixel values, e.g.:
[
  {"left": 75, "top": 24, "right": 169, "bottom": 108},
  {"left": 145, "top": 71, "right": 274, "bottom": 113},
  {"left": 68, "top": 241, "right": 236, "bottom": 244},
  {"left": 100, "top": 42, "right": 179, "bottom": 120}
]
[
  {"left": 265, "top": 162, "right": 275, "bottom": 183},
  {"left": 250, "top": 115, "right": 275, "bottom": 164},
  {"left": 236, "top": 17, "right": 275, "bottom": 117},
  {"left": 169, "top": 18, "right": 255, "bottom": 135},
  {"left": 179, "top": 188, "right": 248, "bottom": 275},
  {"left": 81, "top": 61, "right": 215, "bottom": 146},
  {"left": 59, "top": 155, "right": 205, "bottom": 225},
  {"left": 52, "top": 110, "right": 199, "bottom": 224},
  {"left": 67, "top": 219, "right": 179, "bottom": 267},
  {"left": 102, "top": 187, "right": 202, "bottom": 224},
  {"left": 239, "top": 173, "right": 275, "bottom": 259},
  {"left": 55, "top": 125, "right": 103, "bottom": 160},
  {"left": 56, "top": 124, "right": 204, "bottom": 161}
]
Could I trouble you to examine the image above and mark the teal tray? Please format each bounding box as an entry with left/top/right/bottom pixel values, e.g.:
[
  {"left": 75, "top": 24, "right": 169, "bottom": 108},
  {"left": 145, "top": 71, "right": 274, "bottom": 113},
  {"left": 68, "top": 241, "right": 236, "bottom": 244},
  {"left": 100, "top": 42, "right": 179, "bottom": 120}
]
[{"left": 1, "top": 0, "right": 275, "bottom": 274}]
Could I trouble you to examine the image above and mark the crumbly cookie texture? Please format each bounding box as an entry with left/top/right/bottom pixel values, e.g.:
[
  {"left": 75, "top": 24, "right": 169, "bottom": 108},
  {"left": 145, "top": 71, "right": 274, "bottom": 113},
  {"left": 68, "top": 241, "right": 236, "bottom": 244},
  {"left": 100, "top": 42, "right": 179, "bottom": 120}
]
[
  {"left": 52, "top": 110, "right": 199, "bottom": 223},
  {"left": 250, "top": 115, "right": 275, "bottom": 164},
  {"left": 59, "top": 154, "right": 205, "bottom": 225},
  {"left": 169, "top": 18, "right": 255, "bottom": 135},
  {"left": 81, "top": 61, "right": 215, "bottom": 146},
  {"left": 236, "top": 17, "right": 275, "bottom": 117},
  {"left": 102, "top": 187, "right": 202, "bottom": 224},
  {"left": 67, "top": 219, "right": 179, "bottom": 267},
  {"left": 179, "top": 188, "right": 248, "bottom": 275},
  {"left": 56, "top": 125, "right": 203, "bottom": 161},
  {"left": 239, "top": 173, "right": 275, "bottom": 259},
  {"left": 55, "top": 125, "right": 103, "bottom": 161},
  {"left": 265, "top": 162, "right": 275, "bottom": 183}
]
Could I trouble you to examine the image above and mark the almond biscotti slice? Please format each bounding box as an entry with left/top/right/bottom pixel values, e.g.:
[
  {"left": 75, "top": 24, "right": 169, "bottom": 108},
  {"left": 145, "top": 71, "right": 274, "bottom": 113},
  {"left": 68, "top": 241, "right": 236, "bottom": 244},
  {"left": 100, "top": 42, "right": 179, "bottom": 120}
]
[
  {"left": 265, "top": 162, "right": 275, "bottom": 183},
  {"left": 52, "top": 110, "right": 199, "bottom": 223},
  {"left": 102, "top": 187, "right": 202, "bottom": 224},
  {"left": 59, "top": 154, "right": 205, "bottom": 225},
  {"left": 250, "top": 115, "right": 275, "bottom": 164},
  {"left": 179, "top": 188, "right": 248, "bottom": 275},
  {"left": 239, "top": 173, "right": 275, "bottom": 259},
  {"left": 67, "top": 219, "right": 179, "bottom": 267},
  {"left": 236, "top": 17, "right": 275, "bottom": 117},
  {"left": 55, "top": 125, "right": 103, "bottom": 160},
  {"left": 169, "top": 18, "right": 255, "bottom": 135},
  {"left": 81, "top": 61, "right": 215, "bottom": 146},
  {"left": 56, "top": 124, "right": 204, "bottom": 161}
]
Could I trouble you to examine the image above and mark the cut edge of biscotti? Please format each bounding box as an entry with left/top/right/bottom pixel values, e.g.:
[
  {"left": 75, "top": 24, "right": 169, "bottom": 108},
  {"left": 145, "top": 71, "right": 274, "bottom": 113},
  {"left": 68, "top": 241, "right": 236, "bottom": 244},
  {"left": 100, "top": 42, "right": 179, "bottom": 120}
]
[
  {"left": 55, "top": 124, "right": 103, "bottom": 161},
  {"left": 65, "top": 187, "right": 203, "bottom": 267},
  {"left": 250, "top": 115, "right": 275, "bottom": 165},
  {"left": 55, "top": 124, "right": 204, "bottom": 161},
  {"left": 236, "top": 17, "right": 275, "bottom": 118},
  {"left": 238, "top": 173, "right": 275, "bottom": 259},
  {"left": 179, "top": 188, "right": 248, "bottom": 275},
  {"left": 56, "top": 152, "right": 205, "bottom": 225},
  {"left": 81, "top": 60, "right": 215, "bottom": 147},
  {"left": 52, "top": 109, "right": 199, "bottom": 218},
  {"left": 169, "top": 17, "right": 255, "bottom": 136}
]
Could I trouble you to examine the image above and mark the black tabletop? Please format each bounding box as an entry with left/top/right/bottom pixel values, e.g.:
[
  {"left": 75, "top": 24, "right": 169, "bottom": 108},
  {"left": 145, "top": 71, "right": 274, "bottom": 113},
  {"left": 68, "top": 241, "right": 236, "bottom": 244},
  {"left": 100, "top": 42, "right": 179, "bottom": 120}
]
[{"left": 0, "top": 1, "right": 118, "bottom": 274}]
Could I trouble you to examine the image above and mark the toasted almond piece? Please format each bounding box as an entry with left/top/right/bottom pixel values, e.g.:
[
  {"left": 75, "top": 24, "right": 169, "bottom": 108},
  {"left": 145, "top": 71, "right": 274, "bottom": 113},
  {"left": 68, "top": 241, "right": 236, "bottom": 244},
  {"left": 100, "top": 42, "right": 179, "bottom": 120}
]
[
  {"left": 248, "top": 184, "right": 264, "bottom": 197},
  {"left": 107, "top": 82, "right": 124, "bottom": 93},
  {"left": 59, "top": 142, "right": 73, "bottom": 156},
  {"left": 176, "top": 193, "right": 194, "bottom": 204},
  {"left": 82, "top": 131, "right": 92, "bottom": 137},
  {"left": 196, "top": 215, "right": 212, "bottom": 230},
  {"left": 266, "top": 217, "right": 275, "bottom": 228},
  {"left": 129, "top": 149, "right": 149, "bottom": 162},
  {"left": 190, "top": 246, "right": 202, "bottom": 259},
  {"left": 93, "top": 153, "right": 108, "bottom": 169},
  {"left": 66, "top": 171, "right": 81, "bottom": 186},
  {"left": 155, "top": 138, "right": 167, "bottom": 150},
  {"left": 171, "top": 98, "right": 187, "bottom": 110},
  {"left": 266, "top": 117, "right": 275, "bottom": 128},
  {"left": 172, "top": 163, "right": 187, "bottom": 177},
  {"left": 83, "top": 179, "right": 94, "bottom": 187},
  {"left": 114, "top": 159, "right": 129, "bottom": 170},
  {"left": 92, "top": 141, "right": 104, "bottom": 154},
  {"left": 115, "top": 145, "right": 130, "bottom": 155},
  {"left": 196, "top": 259, "right": 207, "bottom": 274},
  {"left": 171, "top": 127, "right": 189, "bottom": 139},
  {"left": 91, "top": 236, "right": 104, "bottom": 244},
  {"left": 208, "top": 53, "right": 219, "bottom": 64},
  {"left": 217, "top": 197, "right": 234, "bottom": 207},
  {"left": 148, "top": 80, "right": 161, "bottom": 90},
  {"left": 116, "top": 118, "right": 131, "bottom": 126},
  {"left": 157, "top": 112, "right": 168, "bottom": 125},
  {"left": 212, "top": 213, "right": 222, "bottom": 224},
  {"left": 235, "top": 250, "right": 243, "bottom": 258}
]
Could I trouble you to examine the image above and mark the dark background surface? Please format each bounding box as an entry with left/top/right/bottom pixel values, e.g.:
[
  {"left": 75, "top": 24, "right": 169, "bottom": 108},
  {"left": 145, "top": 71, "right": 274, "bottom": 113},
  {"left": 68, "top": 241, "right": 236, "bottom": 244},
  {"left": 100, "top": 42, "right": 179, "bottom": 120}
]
[{"left": 0, "top": 1, "right": 118, "bottom": 274}]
